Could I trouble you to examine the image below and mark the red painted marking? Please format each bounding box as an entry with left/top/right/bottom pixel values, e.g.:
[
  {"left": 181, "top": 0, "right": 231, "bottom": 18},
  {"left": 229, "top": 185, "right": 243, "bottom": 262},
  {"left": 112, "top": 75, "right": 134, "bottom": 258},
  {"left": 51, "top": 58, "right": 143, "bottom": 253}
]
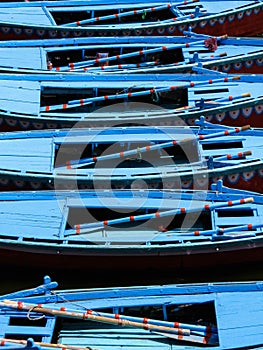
[
  {"left": 87, "top": 310, "right": 93, "bottom": 314},
  {"left": 17, "top": 301, "right": 23, "bottom": 309},
  {"left": 198, "top": 135, "right": 204, "bottom": 140},
  {"left": 139, "top": 50, "right": 143, "bottom": 55},
  {"left": 1, "top": 341, "right": 5, "bottom": 346},
  {"left": 204, "top": 204, "right": 210, "bottom": 210},
  {"left": 120, "top": 151, "right": 124, "bottom": 157},
  {"left": 118, "top": 64, "right": 122, "bottom": 69},
  {"left": 172, "top": 140, "right": 177, "bottom": 146},
  {"left": 185, "top": 43, "right": 190, "bottom": 47},
  {"left": 80, "top": 99, "right": 84, "bottom": 106},
  {"left": 143, "top": 317, "right": 149, "bottom": 324},
  {"left": 76, "top": 21, "right": 80, "bottom": 26},
  {"left": 224, "top": 130, "right": 229, "bottom": 135},
  {"left": 226, "top": 154, "right": 232, "bottom": 159},
  {"left": 146, "top": 145, "right": 151, "bottom": 151},
  {"left": 228, "top": 95, "right": 233, "bottom": 101},
  {"left": 162, "top": 46, "right": 167, "bottom": 51},
  {"left": 180, "top": 208, "right": 186, "bottom": 213},
  {"left": 238, "top": 152, "right": 243, "bottom": 157},
  {"left": 190, "top": 13, "right": 194, "bottom": 18},
  {"left": 104, "top": 95, "right": 109, "bottom": 100},
  {"left": 45, "top": 106, "right": 50, "bottom": 112},
  {"left": 76, "top": 224, "right": 80, "bottom": 234},
  {"left": 128, "top": 92, "right": 132, "bottom": 97},
  {"left": 130, "top": 216, "right": 135, "bottom": 221},
  {"left": 247, "top": 223, "right": 253, "bottom": 230},
  {"left": 240, "top": 199, "right": 245, "bottom": 204},
  {"left": 116, "top": 55, "right": 120, "bottom": 60},
  {"left": 114, "top": 13, "right": 119, "bottom": 18},
  {"left": 150, "top": 89, "right": 155, "bottom": 94},
  {"left": 151, "top": 7, "right": 155, "bottom": 11},
  {"left": 194, "top": 231, "right": 200, "bottom": 236},
  {"left": 167, "top": 4, "right": 171, "bottom": 8},
  {"left": 170, "top": 86, "right": 176, "bottom": 90},
  {"left": 155, "top": 212, "right": 160, "bottom": 218},
  {"left": 96, "top": 17, "right": 100, "bottom": 21},
  {"left": 136, "top": 63, "right": 141, "bottom": 68},
  {"left": 103, "top": 220, "right": 108, "bottom": 226},
  {"left": 228, "top": 201, "right": 233, "bottom": 206},
  {"left": 60, "top": 307, "right": 66, "bottom": 311},
  {"left": 224, "top": 77, "right": 228, "bottom": 82},
  {"left": 114, "top": 314, "right": 120, "bottom": 319},
  {"left": 134, "top": 10, "right": 137, "bottom": 14},
  {"left": 63, "top": 104, "right": 67, "bottom": 109},
  {"left": 66, "top": 161, "right": 71, "bottom": 169},
  {"left": 208, "top": 79, "right": 213, "bottom": 84},
  {"left": 55, "top": 67, "right": 60, "bottom": 71},
  {"left": 173, "top": 17, "right": 177, "bottom": 21},
  {"left": 174, "top": 321, "right": 180, "bottom": 328},
  {"left": 93, "top": 156, "right": 97, "bottom": 162},
  {"left": 190, "top": 82, "right": 195, "bottom": 87}
]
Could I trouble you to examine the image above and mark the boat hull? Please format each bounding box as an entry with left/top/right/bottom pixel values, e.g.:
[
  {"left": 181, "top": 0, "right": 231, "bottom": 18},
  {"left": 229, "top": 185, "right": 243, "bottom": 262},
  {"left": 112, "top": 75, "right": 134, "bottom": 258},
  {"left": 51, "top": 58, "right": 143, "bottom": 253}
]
[
  {"left": 0, "top": 4, "right": 263, "bottom": 40},
  {"left": 0, "top": 238, "right": 262, "bottom": 271}
]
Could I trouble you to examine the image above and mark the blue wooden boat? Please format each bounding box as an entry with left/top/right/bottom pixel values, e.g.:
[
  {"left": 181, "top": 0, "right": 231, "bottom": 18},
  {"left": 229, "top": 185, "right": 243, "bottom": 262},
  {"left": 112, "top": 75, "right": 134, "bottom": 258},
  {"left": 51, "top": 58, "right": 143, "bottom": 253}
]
[
  {"left": 0, "top": 32, "right": 262, "bottom": 75},
  {"left": 0, "top": 121, "right": 263, "bottom": 193},
  {"left": 0, "top": 180, "right": 261, "bottom": 271},
  {"left": 0, "top": 0, "right": 262, "bottom": 40},
  {"left": 0, "top": 70, "right": 262, "bottom": 130},
  {"left": 0, "top": 276, "right": 263, "bottom": 349}
]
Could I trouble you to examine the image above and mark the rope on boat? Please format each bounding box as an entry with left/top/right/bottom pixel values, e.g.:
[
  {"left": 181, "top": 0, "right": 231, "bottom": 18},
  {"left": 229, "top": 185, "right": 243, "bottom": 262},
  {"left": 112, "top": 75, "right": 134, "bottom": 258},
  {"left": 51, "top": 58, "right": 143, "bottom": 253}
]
[
  {"left": 61, "top": 1, "right": 199, "bottom": 27},
  {"left": 64, "top": 197, "right": 254, "bottom": 235},
  {"left": 41, "top": 75, "right": 240, "bottom": 112},
  {"left": 0, "top": 300, "right": 218, "bottom": 345},
  {"left": 64, "top": 125, "right": 250, "bottom": 169}
]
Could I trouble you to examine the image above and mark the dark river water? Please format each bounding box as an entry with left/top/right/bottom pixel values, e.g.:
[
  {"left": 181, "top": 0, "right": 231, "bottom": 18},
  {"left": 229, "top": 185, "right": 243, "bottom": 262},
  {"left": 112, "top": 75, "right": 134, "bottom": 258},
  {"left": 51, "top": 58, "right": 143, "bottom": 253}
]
[{"left": 2, "top": 261, "right": 263, "bottom": 295}]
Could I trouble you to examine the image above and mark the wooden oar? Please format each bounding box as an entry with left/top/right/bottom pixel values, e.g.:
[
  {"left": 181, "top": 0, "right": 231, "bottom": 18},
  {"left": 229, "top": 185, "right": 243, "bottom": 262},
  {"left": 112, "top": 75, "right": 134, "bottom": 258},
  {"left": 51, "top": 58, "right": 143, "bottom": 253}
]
[
  {"left": 0, "top": 301, "right": 216, "bottom": 345},
  {"left": 85, "top": 309, "right": 218, "bottom": 337},
  {"left": 41, "top": 75, "right": 240, "bottom": 113},
  {"left": 61, "top": 1, "right": 199, "bottom": 27},
  {"left": 66, "top": 197, "right": 253, "bottom": 235},
  {"left": 164, "top": 222, "right": 262, "bottom": 238},
  {"left": 213, "top": 150, "right": 252, "bottom": 162},
  {"left": 0, "top": 338, "right": 96, "bottom": 350},
  {"left": 64, "top": 124, "right": 250, "bottom": 169},
  {"left": 54, "top": 39, "right": 210, "bottom": 72}
]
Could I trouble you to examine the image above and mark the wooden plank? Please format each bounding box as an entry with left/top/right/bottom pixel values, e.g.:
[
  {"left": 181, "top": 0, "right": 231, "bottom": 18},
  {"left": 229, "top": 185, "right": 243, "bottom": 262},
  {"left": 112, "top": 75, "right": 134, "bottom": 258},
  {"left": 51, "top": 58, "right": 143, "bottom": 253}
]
[
  {"left": 0, "top": 7, "right": 53, "bottom": 26},
  {"left": 216, "top": 291, "right": 263, "bottom": 349},
  {"left": 0, "top": 80, "right": 40, "bottom": 115},
  {"left": 0, "top": 48, "right": 43, "bottom": 70}
]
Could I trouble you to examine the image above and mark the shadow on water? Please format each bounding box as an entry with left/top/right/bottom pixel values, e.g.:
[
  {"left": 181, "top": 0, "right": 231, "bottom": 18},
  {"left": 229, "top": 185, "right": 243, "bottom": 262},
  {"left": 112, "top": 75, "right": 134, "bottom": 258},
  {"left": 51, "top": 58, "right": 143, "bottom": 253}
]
[{"left": 1, "top": 261, "right": 263, "bottom": 294}]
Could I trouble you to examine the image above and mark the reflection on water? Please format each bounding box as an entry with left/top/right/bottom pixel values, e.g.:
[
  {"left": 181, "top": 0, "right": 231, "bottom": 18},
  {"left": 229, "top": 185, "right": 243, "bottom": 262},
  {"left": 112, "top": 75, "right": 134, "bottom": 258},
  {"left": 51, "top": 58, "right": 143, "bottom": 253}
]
[{"left": 1, "top": 262, "right": 263, "bottom": 294}]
